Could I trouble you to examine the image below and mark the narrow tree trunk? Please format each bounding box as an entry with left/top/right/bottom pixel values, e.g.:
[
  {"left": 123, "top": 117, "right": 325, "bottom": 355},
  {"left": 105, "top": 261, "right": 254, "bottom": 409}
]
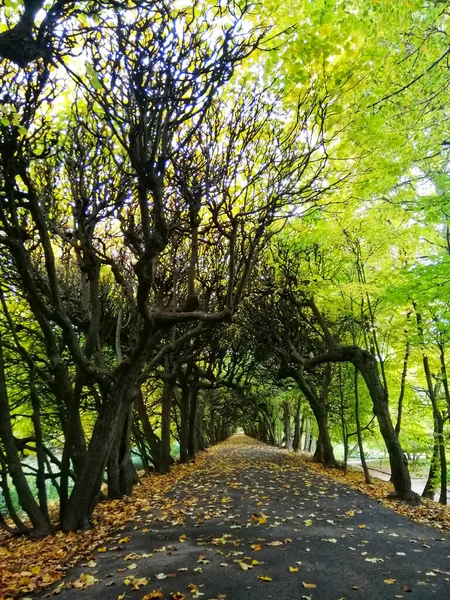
[
  {"left": 291, "top": 369, "right": 336, "bottom": 466},
  {"left": 180, "top": 382, "right": 190, "bottom": 463},
  {"left": 30, "top": 368, "right": 49, "bottom": 519},
  {"left": 160, "top": 365, "right": 176, "bottom": 474},
  {"left": 303, "top": 418, "right": 310, "bottom": 452},
  {"left": 136, "top": 390, "right": 163, "bottom": 472},
  {"left": 283, "top": 401, "right": 292, "bottom": 450},
  {"left": 0, "top": 336, "right": 51, "bottom": 536},
  {"left": 423, "top": 419, "right": 440, "bottom": 500},
  {"left": 188, "top": 377, "right": 199, "bottom": 459},
  {"left": 395, "top": 342, "right": 410, "bottom": 436},
  {"left": 338, "top": 365, "right": 348, "bottom": 473},
  {"left": 292, "top": 397, "right": 301, "bottom": 451},
  {"left": 354, "top": 367, "right": 371, "bottom": 483},
  {"left": 108, "top": 403, "right": 138, "bottom": 498},
  {"left": 0, "top": 451, "right": 29, "bottom": 533}
]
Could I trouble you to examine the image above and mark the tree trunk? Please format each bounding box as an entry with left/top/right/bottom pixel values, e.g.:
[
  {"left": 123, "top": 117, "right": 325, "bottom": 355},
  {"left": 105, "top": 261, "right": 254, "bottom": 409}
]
[
  {"left": 283, "top": 401, "right": 292, "bottom": 450},
  {"left": 61, "top": 373, "right": 134, "bottom": 532},
  {"left": 395, "top": 341, "right": 410, "bottom": 436},
  {"left": 292, "top": 397, "right": 301, "bottom": 451},
  {"left": 423, "top": 420, "right": 440, "bottom": 500},
  {"left": 135, "top": 389, "right": 163, "bottom": 472},
  {"left": 180, "top": 381, "right": 190, "bottom": 463},
  {"left": 338, "top": 365, "right": 348, "bottom": 473},
  {"left": 351, "top": 350, "right": 415, "bottom": 501},
  {"left": 291, "top": 369, "right": 336, "bottom": 467},
  {"left": 303, "top": 418, "right": 310, "bottom": 452},
  {"left": 108, "top": 404, "right": 138, "bottom": 498},
  {"left": 188, "top": 376, "right": 199, "bottom": 459},
  {"left": 160, "top": 366, "right": 176, "bottom": 474},
  {"left": 0, "top": 336, "right": 51, "bottom": 536},
  {"left": 355, "top": 367, "right": 371, "bottom": 484}
]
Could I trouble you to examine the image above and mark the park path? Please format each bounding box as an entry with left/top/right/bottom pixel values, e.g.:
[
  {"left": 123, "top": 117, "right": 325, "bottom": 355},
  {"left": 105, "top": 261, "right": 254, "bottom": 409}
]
[{"left": 39, "top": 435, "right": 450, "bottom": 600}]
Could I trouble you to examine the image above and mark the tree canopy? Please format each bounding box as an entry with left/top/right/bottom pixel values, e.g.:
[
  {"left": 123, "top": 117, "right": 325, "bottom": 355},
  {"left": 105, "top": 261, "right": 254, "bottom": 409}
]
[{"left": 1, "top": 0, "right": 450, "bottom": 538}]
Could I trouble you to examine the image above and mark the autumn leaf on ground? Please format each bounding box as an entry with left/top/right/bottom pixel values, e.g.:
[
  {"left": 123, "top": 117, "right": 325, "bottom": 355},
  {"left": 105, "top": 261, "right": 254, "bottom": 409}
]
[
  {"left": 118, "top": 536, "right": 131, "bottom": 544},
  {"left": 170, "top": 593, "right": 186, "bottom": 600},
  {"left": 384, "top": 579, "right": 396, "bottom": 584},
  {"left": 130, "top": 577, "right": 148, "bottom": 589},
  {"left": 302, "top": 582, "right": 317, "bottom": 589},
  {"left": 304, "top": 519, "right": 312, "bottom": 527},
  {"left": 142, "top": 590, "right": 164, "bottom": 599},
  {"left": 266, "top": 541, "right": 283, "bottom": 546},
  {"left": 250, "top": 544, "right": 261, "bottom": 551},
  {"left": 289, "top": 566, "right": 299, "bottom": 572},
  {"left": 239, "top": 561, "right": 252, "bottom": 571},
  {"left": 365, "top": 557, "right": 384, "bottom": 563},
  {"left": 179, "top": 535, "right": 187, "bottom": 542},
  {"left": 86, "top": 560, "right": 97, "bottom": 568},
  {"left": 70, "top": 573, "right": 98, "bottom": 589},
  {"left": 257, "top": 575, "right": 272, "bottom": 581}
]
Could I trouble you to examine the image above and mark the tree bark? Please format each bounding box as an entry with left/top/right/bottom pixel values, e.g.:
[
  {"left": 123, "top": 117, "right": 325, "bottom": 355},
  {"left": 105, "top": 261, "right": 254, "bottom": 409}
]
[
  {"left": 354, "top": 367, "right": 371, "bottom": 484},
  {"left": 290, "top": 369, "right": 336, "bottom": 467},
  {"left": 292, "top": 397, "right": 301, "bottom": 451},
  {"left": 135, "top": 389, "right": 163, "bottom": 472},
  {"left": 283, "top": 400, "right": 292, "bottom": 450},
  {"left": 160, "top": 364, "right": 176, "bottom": 474},
  {"left": 423, "top": 418, "right": 440, "bottom": 500},
  {"left": 305, "top": 346, "right": 416, "bottom": 501},
  {"left": 179, "top": 379, "right": 191, "bottom": 463},
  {"left": 0, "top": 335, "right": 51, "bottom": 536}
]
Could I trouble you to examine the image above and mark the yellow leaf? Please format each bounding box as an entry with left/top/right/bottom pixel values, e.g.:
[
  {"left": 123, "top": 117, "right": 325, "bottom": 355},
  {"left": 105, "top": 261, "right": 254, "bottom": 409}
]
[
  {"left": 358, "top": 524, "right": 367, "bottom": 529},
  {"left": 179, "top": 534, "right": 187, "bottom": 542},
  {"left": 302, "top": 582, "right": 317, "bottom": 589},
  {"left": 119, "top": 536, "right": 131, "bottom": 544},
  {"left": 251, "top": 544, "right": 261, "bottom": 551},
  {"left": 97, "top": 547, "right": 107, "bottom": 553},
  {"left": 239, "top": 562, "right": 252, "bottom": 571},
  {"left": 142, "top": 592, "right": 164, "bottom": 600},
  {"left": 289, "top": 566, "right": 299, "bottom": 572},
  {"left": 384, "top": 579, "right": 396, "bottom": 584},
  {"left": 258, "top": 575, "right": 272, "bottom": 581},
  {"left": 31, "top": 565, "right": 41, "bottom": 575},
  {"left": 258, "top": 516, "right": 267, "bottom": 524}
]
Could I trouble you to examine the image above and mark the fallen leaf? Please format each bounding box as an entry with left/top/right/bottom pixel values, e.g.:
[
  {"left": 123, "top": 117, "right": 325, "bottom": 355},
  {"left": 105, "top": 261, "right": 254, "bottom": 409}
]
[
  {"left": 384, "top": 579, "right": 396, "bottom": 584},
  {"left": 302, "top": 582, "right": 317, "bottom": 589},
  {"left": 289, "top": 566, "right": 299, "bottom": 572},
  {"left": 257, "top": 575, "right": 272, "bottom": 581},
  {"left": 142, "top": 590, "right": 164, "bottom": 599}
]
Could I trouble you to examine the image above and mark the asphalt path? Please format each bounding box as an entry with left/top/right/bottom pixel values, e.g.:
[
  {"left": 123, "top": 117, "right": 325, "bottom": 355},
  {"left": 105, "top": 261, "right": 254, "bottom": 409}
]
[{"left": 39, "top": 435, "right": 450, "bottom": 600}]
